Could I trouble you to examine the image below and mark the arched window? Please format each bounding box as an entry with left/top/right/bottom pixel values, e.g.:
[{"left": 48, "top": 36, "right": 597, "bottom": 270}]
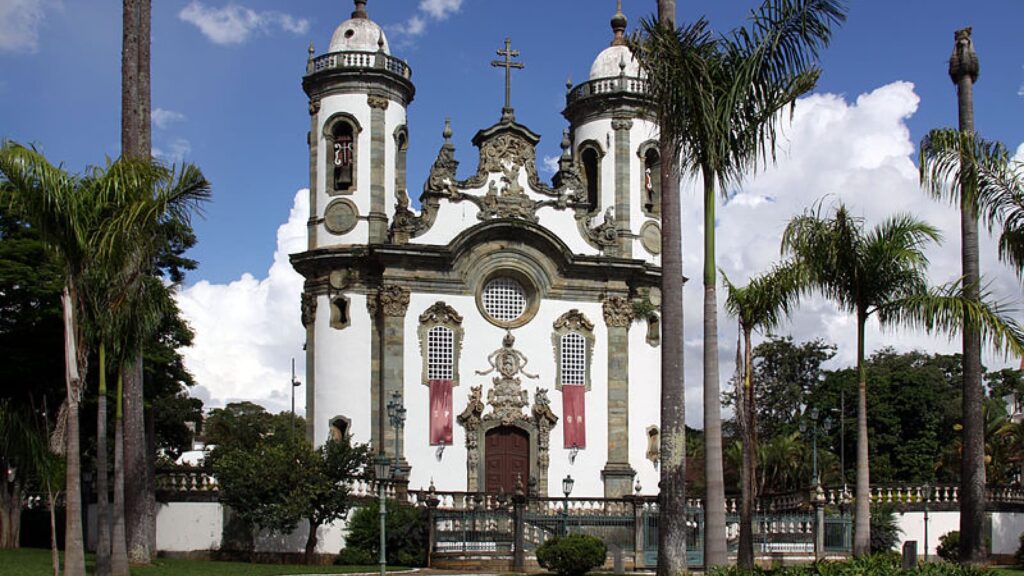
[
  {"left": 323, "top": 113, "right": 362, "bottom": 195},
  {"left": 640, "top": 142, "right": 661, "bottom": 217},
  {"left": 560, "top": 332, "right": 587, "bottom": 387},
  {"left": 427, "top": 326, "right": 454, "bottom": 381},
  {"left": 579, "top": 144, "right": 602, "bottom": 213},
  {"left": 394, "top": 126, "right": 408, "bottom": 197}
]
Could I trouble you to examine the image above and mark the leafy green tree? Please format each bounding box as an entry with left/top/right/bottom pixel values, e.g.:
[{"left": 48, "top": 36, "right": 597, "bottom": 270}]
[
  {"left": 633, "top": 3, "right": 846, "bottom": 563},
  {"left": 343, "top": 501, "right": 430, "bottom": 567},
  {"left": 723, "top": 264, "right": 801, "bottom": 567},
  {"left": 212, "top": 419, "right": 369, "bottom": 564},
  {"left": 783, "top": 202, "right": 1024, "bottom": 555},
  {"left": 749, "top": 336, "right": 836, "bottom": 439}
]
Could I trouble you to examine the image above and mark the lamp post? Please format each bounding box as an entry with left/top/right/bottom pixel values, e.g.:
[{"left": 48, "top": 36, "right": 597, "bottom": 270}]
[
  {"left": 799, "top": 408, "right": 821, "bottom": 485},
  {"left": 387, "top": 392, "right": 406, "bottom": 478},
  {"left": 374, "top": 454, "right": 392, "bottom": 576},
  {"left": 923, "top": 483, "right": 932, "bottom": 562},
  {"left": 290, "top": 358, "right": 301, "bottom": 433},
  {"left": 561, "top": 474, "right": 574, "bottom": 537}
]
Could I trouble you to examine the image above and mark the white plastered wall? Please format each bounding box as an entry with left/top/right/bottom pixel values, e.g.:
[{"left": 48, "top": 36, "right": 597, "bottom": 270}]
[
  {"left": 315, "top": 292, "right": 373, "bottom": 447},
  {"left": 629, "top": 318, "right": 662, "bottom": 494}
]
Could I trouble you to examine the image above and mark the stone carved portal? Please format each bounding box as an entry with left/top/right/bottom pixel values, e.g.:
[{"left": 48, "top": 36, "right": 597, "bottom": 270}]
[{"left": 457, "top": 332, "right": 558, "bottom": 495}]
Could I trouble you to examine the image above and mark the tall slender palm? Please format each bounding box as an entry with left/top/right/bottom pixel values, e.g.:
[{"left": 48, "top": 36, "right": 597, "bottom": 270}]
[
  {"left": 651, "top": 1, "right": 687, "bottom": 574},
  {"left": 0, "top": 143, "right": 209, "bottom": 576},
  {"left": 634, "top": 0, "right": 846, "bottom": 564},
  {"left": 722, "top": 264, "right": 802, "bottom": 568},
  {"left": 121, "top": 0, "right": 157, "bottom": 563},
  {"left": 921, "top": 127, "right": 1024, "bottom": 562},
  {"left": 782, "top": 202, "right": 1024, "bottom": 556}
]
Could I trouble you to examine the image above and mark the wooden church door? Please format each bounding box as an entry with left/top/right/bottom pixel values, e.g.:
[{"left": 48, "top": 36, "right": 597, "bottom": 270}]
[{"left": 484, "top": 426, "right": 530, "bottom": 494}]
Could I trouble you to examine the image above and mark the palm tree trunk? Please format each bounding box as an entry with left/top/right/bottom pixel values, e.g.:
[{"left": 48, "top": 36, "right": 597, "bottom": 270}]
[
  {"left": 655, "top": 3, "right": 686, "bottom": 575},
  {"left": 112, "top": 373, "right": 129, "bottom": 576},
  {"left": 738, "top": 326, "right": 756, "bottom": 569},
  {"left": 48, "top": 487, "right": 60, "bottom": 576},
  {"left": 62, "top": 286, "right": 86, "bottom": 576},
  {"left": 123, "top": 359, "right": 150, "bottom": 563},
  {"left": 121, "top": 0, "right": 139, "bottom": 158},
  {"left": 702, "top": 171, "right": 727, "bottom": 568},
  {"left": 95, "top": 345, "right": 112, "bottom": 576},
  {"left": 951, "top": 28, "right": 986, "bottom": 565},
  {"left": 853, "top": 311, "right": 871, "bottom": 556}
]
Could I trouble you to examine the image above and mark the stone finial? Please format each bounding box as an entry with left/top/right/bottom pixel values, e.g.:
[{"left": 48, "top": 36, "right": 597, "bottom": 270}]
[
  {"left": 352, "top": 0, "right": 369, "bottom": 19},
  {"left": 377, "top": 30, "right": 385, "bottom": 52},
  {"left": 949, "top": 27, "right": 979, "bottom": 84},
  {"left": 308, "top": 41, "right": 315, "bottom": 59},
  {"left": 442, "top": 117, "right": 453, "bottom": 143},
  {"left": 560, "top": 129, "right": 572, "bottom": 158},
  {"left": 610, "top": 0, "right": 628, "bottom": 47},
  {"left": 565, "top": 75, "right": 573, "bottom": 94}
]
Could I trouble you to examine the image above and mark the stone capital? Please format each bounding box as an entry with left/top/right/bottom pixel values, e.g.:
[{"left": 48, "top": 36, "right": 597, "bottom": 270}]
[
  {"left": 378, "top": 284, "right": 410, "bottom": 317},
  {"left": 301, "top": 292, "right": 317, "bottom": 327},
  {"left": 367, "top": 95, "right": 390, "bottom": 110},
  {"left": 611, "top": 118, "right": 634, "bottom": 131},
  {"left": 602, "top": 295, "right": 634, "bottom": 328}
]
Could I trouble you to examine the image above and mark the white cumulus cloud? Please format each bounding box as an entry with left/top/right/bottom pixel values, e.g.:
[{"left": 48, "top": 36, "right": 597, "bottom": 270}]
[
  {"left": 152, "top": 108, "right": 185, "bottom": 130},
  {"left": 176, "top": 189, "right": 307, "bottom": 413},
  {"left": 682, "top": 80, "right": 1024, "bottom": 425},
  {"left": 153, "top": 138, "right": 192, "bottom": 163},
  {"left": 178, "top": 1, "right": 309, "bottom": 46},
  {"left": 0, "top": 0, "right": 59, "bottom": 53},
  {"left": 389, "top": 0, "right": 464, "bottom": 42}
]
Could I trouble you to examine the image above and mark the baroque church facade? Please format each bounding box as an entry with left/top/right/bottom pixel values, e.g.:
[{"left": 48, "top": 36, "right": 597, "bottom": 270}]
[{"left": 291, "top": 0, "right": 666, "bottom": 498}]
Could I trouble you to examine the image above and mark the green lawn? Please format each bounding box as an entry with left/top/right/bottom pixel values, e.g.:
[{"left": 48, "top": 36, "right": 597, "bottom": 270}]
[{"left": 0, "top": 548, "right": 399, "bottom": 576}]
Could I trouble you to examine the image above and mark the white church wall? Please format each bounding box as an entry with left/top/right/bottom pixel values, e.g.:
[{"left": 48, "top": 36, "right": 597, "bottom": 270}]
[
  {"left": 993, "top": 511, "right": 1024, "bottom": 555},
  {"left": 413, "top": 188, "right": 485, "bottom": 246},
  {"left": 535, "top": 203, "right": 601, "bottom": 257},
  {"left": 315, "top": 93, "right": 374, "bottom": 247},
  {"left": 253, "top": 516, "right": 348, "bottom": 554},
  {"left": 315, "top": 292, "right": 373, "bottom": 446},
  {"left": 155, "top": 502, "right": 223, "bottom": 552},
  {"left": 383, "top": 102, "right": 407, "bottom": 222},
  {"left": 629, "top": 321, "right": 662, "bottom": 494},
  {"left": 892, "top": 511, "right": 961, "bottom": 556},
  {"left": 629, "top": 119, "right": 662, "bottom": 269}
]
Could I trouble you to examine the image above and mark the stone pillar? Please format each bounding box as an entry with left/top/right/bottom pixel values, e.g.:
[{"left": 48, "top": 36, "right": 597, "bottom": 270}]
[
  {"left": 308, "top": 101, "right": 320, "bottom": 249},
  {"left": 602, "top": 295, "right": 636, "bottom": 497},
  {"left": 367, "top": 291, "right": 382, "bottom": 451},
  {"left": 301, "top": 292, "right": 317, "bottom": 443},
  {"left": 612, "top": 118, "right": 633, "bottom": 258},
  {"left": 378, "top": 284, "right": 410, "bottom": 473},
  {"left": 368, "top": 95, "right": 389, "bottom": 243}
]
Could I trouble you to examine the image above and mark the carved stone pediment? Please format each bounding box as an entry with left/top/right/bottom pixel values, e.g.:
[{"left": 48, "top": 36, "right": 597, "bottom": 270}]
[{"left": 419, "top": 301, "right": 463, "bottom": 326}]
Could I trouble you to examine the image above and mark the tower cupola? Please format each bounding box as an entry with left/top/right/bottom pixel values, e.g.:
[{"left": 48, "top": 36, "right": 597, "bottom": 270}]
[{"left": 329, "top": 0, "right": 390, "bottom": 54}]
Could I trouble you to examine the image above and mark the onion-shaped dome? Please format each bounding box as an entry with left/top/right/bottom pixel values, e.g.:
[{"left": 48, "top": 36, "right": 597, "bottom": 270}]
[{"left": 588, "top": 1, "right": 642, "bottom": 79}]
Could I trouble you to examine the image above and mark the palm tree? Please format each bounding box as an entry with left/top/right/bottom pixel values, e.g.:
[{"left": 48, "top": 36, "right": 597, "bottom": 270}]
[
  {"left": 0, "top": 143, "right": 209, "bottom": 576},
  {"left": 920, "top": 119, "right": 1024, "bottom": 562},
  {"left": 782, "top": 202, "right": 1024, "bottom": 556},
  {"left": 722, "top": 264, "right": 802, "bottom": 568},
  {"left": 634, "top": 0, "right": 846, "bottom": 565}
]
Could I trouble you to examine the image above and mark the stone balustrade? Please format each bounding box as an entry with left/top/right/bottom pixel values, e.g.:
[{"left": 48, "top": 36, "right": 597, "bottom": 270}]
[
  {"left": 307, "top": 51, "right": 412, "bottom": 80},
  {"left": 566, "top": 76, "right": 650, "bottom": 106}
]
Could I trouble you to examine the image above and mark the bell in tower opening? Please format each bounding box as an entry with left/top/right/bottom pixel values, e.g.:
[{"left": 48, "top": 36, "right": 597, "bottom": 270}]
[{"left": 333, "top": 123, "right": 354, "bottom": 192}]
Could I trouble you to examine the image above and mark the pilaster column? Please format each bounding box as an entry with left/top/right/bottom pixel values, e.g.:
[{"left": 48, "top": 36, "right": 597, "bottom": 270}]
[
  {"left": 368, "top": 95, "right": 390, "bottom": 243},
  {"left": 378, "top": 284, "right": 410, "bottom": 474},
  {"left": 308, "top": 100, "right": 320, "bottom": 249},
  {"left": 612, "top": 118, "right": 633, "bottom": 258},
  {"left": 602, "top": 294, "right": 636, "bottom": 497},
  {"left": 301, "top": 292, "right": 317, "bottom": 443}
]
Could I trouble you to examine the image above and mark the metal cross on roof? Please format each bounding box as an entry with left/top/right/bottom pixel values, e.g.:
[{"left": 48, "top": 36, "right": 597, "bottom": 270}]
[{"left": 491, "top": 37, "right": 524, "bottom": 122}]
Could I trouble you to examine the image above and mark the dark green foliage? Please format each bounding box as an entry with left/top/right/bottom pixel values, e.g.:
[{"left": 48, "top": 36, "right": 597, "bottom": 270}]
[
  {"left": 708, "top": 554, "right": 989, "bottom": 576},
  {"left": 535, "top": 534, "right": 607, "bottom": 576},
  {"left": 210, "top": 407, "right": 369, "bottom": 543},
  {"left": 937, "top": 531, "right": 959, "bottom": 562},
  {"left": 343, "top": 502, "right": 429, "bottom": 567},
  {"left": 751, "top": 336, "right": 836, "bottom": 439},
  {"left": 869, "top": 505, "right": 903, "bottom": 554},
  {"left": 334, "top": 546, "right": 376, "bottom": 566}
]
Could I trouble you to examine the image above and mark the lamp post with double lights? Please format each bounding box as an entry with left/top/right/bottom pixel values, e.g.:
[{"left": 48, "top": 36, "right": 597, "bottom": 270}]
[
  {"left": 374, "top": 454, "right": 391, "bottom": 576},
  {"left": 561, "top": 474, "right": 574, "bottom": 537},
  {"left": 923, "top": 483, "right": 932, "bottom": 562}
]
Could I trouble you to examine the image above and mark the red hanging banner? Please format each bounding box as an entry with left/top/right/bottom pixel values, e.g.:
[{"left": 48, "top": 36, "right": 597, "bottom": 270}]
[
  {"left": 562, "top": 385, "right": 586, "bottom": 449},
  {"left": 429, "top": 380, "right": 453, "bottom": 445}
]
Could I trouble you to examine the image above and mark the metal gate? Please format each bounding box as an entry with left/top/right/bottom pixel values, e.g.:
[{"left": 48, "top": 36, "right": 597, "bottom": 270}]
[{"left": 642, "top": 507, "right": 704, "bottom": 568}]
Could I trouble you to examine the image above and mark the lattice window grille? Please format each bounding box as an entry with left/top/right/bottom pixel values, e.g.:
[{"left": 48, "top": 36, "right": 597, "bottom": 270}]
[
  {"left": 427, "top": 326, "right": 454, "bottom": 380},
  {"left": 561, "top": 332, "right": 586, "bottom": 386},
  {"left": 482, "top": 278, "right": 527, "bottom": 321}
]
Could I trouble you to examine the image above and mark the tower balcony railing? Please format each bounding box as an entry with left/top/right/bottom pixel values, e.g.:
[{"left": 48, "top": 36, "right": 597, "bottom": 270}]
[
  {"left": 566, "top": 76, "right": 650, "bottom": 106},
  {"left": 308, "top": 51, "right": 412, "bottom": 80}
]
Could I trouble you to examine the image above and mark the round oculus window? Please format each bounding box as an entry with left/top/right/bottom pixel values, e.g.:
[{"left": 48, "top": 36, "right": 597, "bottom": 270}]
[{"left": 481, "top": 277, "right": 528, "bottom": 323}]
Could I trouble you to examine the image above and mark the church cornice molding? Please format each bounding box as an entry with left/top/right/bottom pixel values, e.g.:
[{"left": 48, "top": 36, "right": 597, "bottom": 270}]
[{"left": 302, "top": 70, "right": 415, "bottom": 108}]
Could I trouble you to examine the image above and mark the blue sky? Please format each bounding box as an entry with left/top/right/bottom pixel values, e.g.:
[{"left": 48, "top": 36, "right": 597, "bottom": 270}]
[{"left": 3, "top": 1, "right": 1024, "bottom": 416}]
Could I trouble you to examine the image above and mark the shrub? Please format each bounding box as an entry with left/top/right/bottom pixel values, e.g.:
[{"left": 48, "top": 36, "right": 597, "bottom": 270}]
[
  {"left": 342, "top": 502, "right": 428, "bottom": 567},
  {"left": 536, "top": 534, "right": 607, "bottom": 576},
  {"left": 335, "top": 546, "right": 375, "bottom": 565},
  {"left": 937, "top": 531, "right": 959, "bottom": 562},
  {"left": 870, "top": 505, "right": 903, "bottom": 554}
]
